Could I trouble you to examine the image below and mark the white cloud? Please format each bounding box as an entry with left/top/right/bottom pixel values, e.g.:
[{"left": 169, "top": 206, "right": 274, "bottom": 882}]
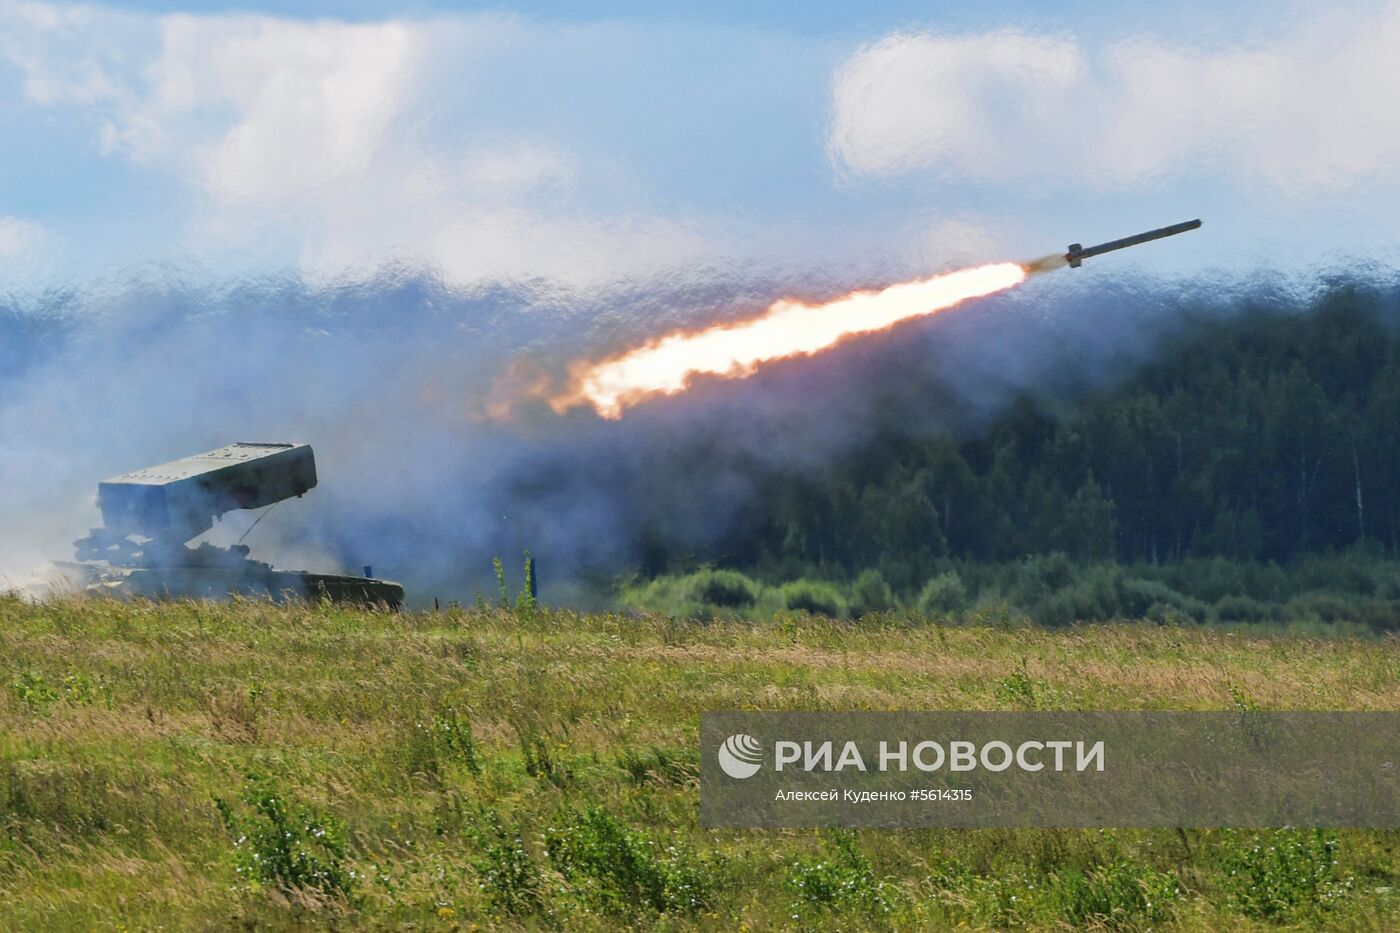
[
  {"left": 0, "top": 1, "right": 143, "bottom": 106},
  {"left": 164, "top": 16, "right": 422, "bottom": 203},
  {"left": 0, "top": 216, "right": 46, "bottom": 269},
  {"left": 829, "top": 30, "right": 1082, "bottom": 180},
  {"left": 456, "top": 144, "right": 576, "bottom": 198},
  {"left": 829, "top": 3, "right": 1400, "bottom": 193},
  {"left": 0, "top": 4, "right": 439, "bottom": 185},
  {"left": 0, "top": 3, "right": 726, "bottom": 290}
]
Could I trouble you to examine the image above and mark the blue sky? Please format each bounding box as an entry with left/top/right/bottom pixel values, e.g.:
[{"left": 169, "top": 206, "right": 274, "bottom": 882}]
[{"left": 2, "top": 0, "right": 1399, "bottom": 290}]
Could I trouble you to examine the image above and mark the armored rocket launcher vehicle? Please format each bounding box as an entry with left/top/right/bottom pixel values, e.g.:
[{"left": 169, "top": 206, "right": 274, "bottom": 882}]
[{"left": 59, "top": 442, "right": 404, "bottom": 608}]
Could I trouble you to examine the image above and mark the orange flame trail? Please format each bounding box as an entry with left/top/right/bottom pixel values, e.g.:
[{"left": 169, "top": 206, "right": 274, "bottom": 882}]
[{"left": 550, "top": 261, "right": 1028, "bottom": 419}]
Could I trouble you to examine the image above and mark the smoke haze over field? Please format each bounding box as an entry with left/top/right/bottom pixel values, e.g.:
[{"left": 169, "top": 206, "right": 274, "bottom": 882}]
[
  {"left": 0, "top": 263, "right": 1326, "bottom": 601},
  {"left": 4, "top": 1, "right": 1400, "bottom": 600}
]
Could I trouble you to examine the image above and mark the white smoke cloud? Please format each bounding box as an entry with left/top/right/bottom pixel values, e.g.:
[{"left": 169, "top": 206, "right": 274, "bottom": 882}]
[
  {"left": 0, "top": 264, "right": 1244, "bottom": 601},
  {"left": 829, "top": 3, "right": 1400, "bottom": 193}
]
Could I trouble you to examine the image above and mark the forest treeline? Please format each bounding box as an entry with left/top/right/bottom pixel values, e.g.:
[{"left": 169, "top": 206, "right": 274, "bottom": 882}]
[{"left": 628, "top": 281, "right": 1400, "bottom": 627}]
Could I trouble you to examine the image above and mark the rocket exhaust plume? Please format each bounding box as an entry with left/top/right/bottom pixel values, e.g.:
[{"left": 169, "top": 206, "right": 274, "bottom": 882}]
[
  {"left": 539, "top": 219, "right": 1200, "bottom": 420},
  {"left": 549, "top": 262, "right": 1027, "bottom": 419}
]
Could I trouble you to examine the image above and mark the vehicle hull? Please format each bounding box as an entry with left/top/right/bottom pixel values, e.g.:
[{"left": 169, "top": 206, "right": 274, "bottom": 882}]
[{"left": 58, "top": 562, "right": 404, "bottom": 609}]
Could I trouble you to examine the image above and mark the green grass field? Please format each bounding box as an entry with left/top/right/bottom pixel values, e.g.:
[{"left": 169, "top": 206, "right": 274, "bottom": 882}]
[{"left": 4, "top": 594, "right": 1400, "bottom": 930}]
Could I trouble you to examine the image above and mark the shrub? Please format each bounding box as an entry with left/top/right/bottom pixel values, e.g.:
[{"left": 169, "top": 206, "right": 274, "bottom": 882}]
[
  {"left": 1120, "top": 577, "right": 1207, "bottom": 621},
  {"left": 778, "top": 579, "right": 847, "bottom": 618},
  {"left": 545, "top": 806, "right": 714, "bottom": 915},
  {"left": 849, "top": 568, "right": 895, "bottom": 616},
  {"left": 493, "top": 557, "right": 509, "bottom": 608},
  {"left": 1011, "top": 557, "right": 1123, "bottom": 626},
  {"left": 1354, "top": 598, "right": 1400, "bottom": 633},
  {"left": 1031, "top": 568, "right": 1129, "bottom": 625},
  {"left": 1053, "top": 858, "right": 1179, "bottom": 926},
  {"left": 615, "top": 571, "right": 761, "bottom": 617},
  {"left": 1032, "top": 590, "right": 1081, "bottom": 627},
  {"left": 214, "top": 774, "right": 357, "bottom": 900},
  {"left": 917, "top": 571, "right": 968, "bottom": 615},
  {"left": 1282, "top": 588, "right": 1360, "bottom": 624},
  {"left": 963, "top": 596, "right": 1032, "bottom": 628},
  {"left": 995, "top": 659, "right": 1052, "bottom": 709},
  {"left": 1293, "top": 552, "right": 1380, "bottom": 596},
  {"left": 1219, "top": 830, "right": 1352, "bottom": 920},
  {"left": 1378, "top": 571, "right": 1400, "bottom": 600},
  {"left": 614, "top": 575, "right": 691, "bottom": 616},
  {"left": 1214, "top": 594, "right": 1279, "bottom": 623},
  {"left": 1161, "top": 558, "right": 1236, "bottom": 603},
  {"left": 1013, "top": 552, "right": 1075, "bottom": 604},
  {"left": 470, "top": 809, "right": 542, "bottom": 917},
  {"left": 9, "top": 671, "right": 59, "bottom": 710},
  {"left": 786, "top": 830, "right": 897, "bottom": 919},
  {"left": 397, "top": 705, "right": 482, "bottom": 781},
  {"left": 492, "top": 552, "right": 539, "bottom": 611},
  {"left": 399, "top": 720, "right": 444, "bottom": 781},
  {"left": 680, "top": 569, "right": 759, "bottom": 609},
  {"left": 924, "top": 862, "right": 1028, "bottom": 927},
  {"left": 1145, "top": 602, "right": 1197, "bottom": 626},
  {"left": 517, "top": 723, "right": 574, "bottom": 789},
  {"left": 431, "top": 705, "right": 482, "bottom": 775},
  {"left": 9, "top": 670, "right": 97, "bottom": 711}
]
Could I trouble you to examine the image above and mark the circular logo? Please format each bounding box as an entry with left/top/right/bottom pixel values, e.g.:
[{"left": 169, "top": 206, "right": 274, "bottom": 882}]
[{"left": 717, "top": 733, "right": 763, "bottom": 779}]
